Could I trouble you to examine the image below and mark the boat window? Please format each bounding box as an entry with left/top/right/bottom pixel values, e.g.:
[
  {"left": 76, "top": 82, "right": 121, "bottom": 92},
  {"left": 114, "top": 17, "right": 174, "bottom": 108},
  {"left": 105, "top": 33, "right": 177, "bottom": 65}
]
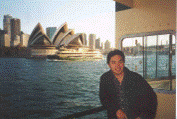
[
  {"left": 122, "top": 31, "right": 176, "bottom": 91},
  {"left": 145, "top": 35, "right": 158, "bottom": 79},
  {"left": 122, "top": 37, "right": 144, "bottom": 76},
  {"left": 172, "top": 35, "right": 176, "bottom": 76}
]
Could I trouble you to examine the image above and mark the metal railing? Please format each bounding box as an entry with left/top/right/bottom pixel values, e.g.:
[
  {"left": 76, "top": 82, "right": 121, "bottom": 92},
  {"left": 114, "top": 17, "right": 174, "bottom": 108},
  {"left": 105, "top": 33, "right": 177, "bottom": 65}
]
[{"left": 58, "top": 106, "right": 105, "bottom": 119}]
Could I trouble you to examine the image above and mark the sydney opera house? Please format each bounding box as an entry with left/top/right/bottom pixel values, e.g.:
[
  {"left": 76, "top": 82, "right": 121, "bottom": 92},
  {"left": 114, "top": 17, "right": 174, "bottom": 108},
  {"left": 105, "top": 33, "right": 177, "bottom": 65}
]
[{"left": 27, "top": 22, "right": 103, "bottom": 60}]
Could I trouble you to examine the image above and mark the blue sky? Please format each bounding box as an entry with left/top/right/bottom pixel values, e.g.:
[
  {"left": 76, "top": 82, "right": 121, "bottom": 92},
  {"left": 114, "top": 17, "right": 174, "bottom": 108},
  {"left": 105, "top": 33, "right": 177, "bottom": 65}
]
[{"left": 0, "top": 0, "right": 115, "bottom": 47}]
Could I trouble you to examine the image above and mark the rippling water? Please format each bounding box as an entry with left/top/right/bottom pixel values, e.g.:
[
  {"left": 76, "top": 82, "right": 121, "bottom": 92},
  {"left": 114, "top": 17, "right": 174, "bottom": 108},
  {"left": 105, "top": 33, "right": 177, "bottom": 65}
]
[
  {"left": 0, "top": 55, "right": 175, "bottom": 118},
  {"left": 0, "top": 58, "right": 109, "bottom": 118}
]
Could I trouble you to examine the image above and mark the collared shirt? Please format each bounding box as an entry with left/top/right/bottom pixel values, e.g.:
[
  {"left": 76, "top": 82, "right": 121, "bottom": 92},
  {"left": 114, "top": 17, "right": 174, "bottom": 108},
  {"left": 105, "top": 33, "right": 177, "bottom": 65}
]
[{"left": 112, "top": 74, "right": 127, "bottom": 112}]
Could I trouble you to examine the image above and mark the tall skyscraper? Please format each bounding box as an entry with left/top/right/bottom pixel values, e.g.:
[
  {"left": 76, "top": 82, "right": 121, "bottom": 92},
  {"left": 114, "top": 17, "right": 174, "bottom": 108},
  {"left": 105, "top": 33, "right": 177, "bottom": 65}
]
[
  {"left": 11, "top": 18, "right": 21, "bottom": 46},
  {"left": 100, "top": 42, "right": 103, "bottom": 50},
  {"left": 82, "top": 33, "right": 87, "bottom": 46},
  {"left": 104, "top": 40, "right": 111, "bottom": 50},
  {"left": 95, "top": 38, "right": 100, "bottom": 49},
  {"left": 46, "top": 27, "right": 57, "bottom": 40},
  {"left": 21, "top": 33, "right": 30, "bottom": 47},
  {"left": 3, "top": 14, "right": 13, "bottom": 37},
  {"left": 89, "top": 34, "right": 96, "bottom": 50},
  {"left": 0, "top": 30, "right": 10, "bottom": 47}
]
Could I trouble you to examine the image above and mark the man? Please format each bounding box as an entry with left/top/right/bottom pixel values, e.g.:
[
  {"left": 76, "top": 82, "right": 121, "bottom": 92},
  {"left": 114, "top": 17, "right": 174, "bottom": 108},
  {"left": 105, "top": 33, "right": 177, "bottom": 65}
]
[{"left": 99, "top": 50, "right": 157, "bottom": 119}]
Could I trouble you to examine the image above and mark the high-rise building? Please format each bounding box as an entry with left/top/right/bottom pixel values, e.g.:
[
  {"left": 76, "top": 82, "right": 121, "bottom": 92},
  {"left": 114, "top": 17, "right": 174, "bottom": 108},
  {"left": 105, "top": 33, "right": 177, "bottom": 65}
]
[
  {"left": 89, "top": 34, "right": 96, "bottom": 50},
  {"left": 100, "top": 42, "right": 103, "bottom": 50},
  {"left": 82, "top": 33, "right": 87, "bottom": 46},
  {"left": 21, "top": 33, "right": 30, "bottom": 47},
  {"left": 3, "top": 14, "right": 13, "bottom": 37},
  {"left": 104, "top": 40, "right": 111, "bottom": 50},
  {"left": 95, "top": 38, "right": 100, "bottom": 49},
  {"left": 10, "top": 18, "right": 21, "bottom": 46},
  {"left": 46, "top": 27, "right": 57, "bottom": 40},
  {"left": 0, "top": 30, "right": 10, "bottom": 47}
]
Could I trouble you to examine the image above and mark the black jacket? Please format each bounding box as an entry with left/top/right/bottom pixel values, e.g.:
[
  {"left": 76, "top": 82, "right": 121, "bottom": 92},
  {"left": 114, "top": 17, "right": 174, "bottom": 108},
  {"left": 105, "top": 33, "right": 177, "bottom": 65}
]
[{"left": 99, "top": 67, "right": 157, "bottom": 119}]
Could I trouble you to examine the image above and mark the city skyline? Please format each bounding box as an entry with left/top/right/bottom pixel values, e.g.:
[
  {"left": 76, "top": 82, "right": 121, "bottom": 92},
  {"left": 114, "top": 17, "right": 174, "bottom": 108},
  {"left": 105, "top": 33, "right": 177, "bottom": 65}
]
[{"left": 0, "top": 0, "right": 115, "bottom": 47}]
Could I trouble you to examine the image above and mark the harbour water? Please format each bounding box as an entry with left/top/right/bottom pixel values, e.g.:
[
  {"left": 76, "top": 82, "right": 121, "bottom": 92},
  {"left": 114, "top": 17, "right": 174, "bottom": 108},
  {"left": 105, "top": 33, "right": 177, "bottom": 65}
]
[
  {"left": 0, "top": 57, "right": 109, "bottom": 119},
  {"left": 0, "top": 55, "right": 176, "bottom": 118}
]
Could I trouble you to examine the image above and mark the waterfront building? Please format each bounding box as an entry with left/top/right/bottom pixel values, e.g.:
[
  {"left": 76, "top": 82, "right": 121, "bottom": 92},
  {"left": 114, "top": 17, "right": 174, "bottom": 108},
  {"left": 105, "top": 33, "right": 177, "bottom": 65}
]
[
  {"left": 49, "top": 31, "right": 102, "bottom": 61},
  {"left": 21, "top": 33, "right": 30, "bottom": 47},
  {"left": 89, "top": 34, "right": 96, "bottom": 50},
  {"left": 10, "top": 18, "right": 21, "bottom": 46},
  {"left": 104, "top": 40, "right": 110, "bottom": 50},
  {"left": 3, "top": 14, "right": 12, "bottom": 38},
  {"left": 28, "top": 22, "right": 102, "bottom": 59},
  {"left": 46, "top": 27, "right": 57, "bottom": 40},
  {"left": 11, "top": 35, "right": 21, "bottom": 46},
  {"left": 95, "top": 38, "right": 100, "bottom": 49},
  {"left": 51, "top": 22, "right": 89, "bottom": 49},
  {"left": 100, "top": 42, "right": 103, "bottom": 51},
  {"left": 52, "top": 22, "right": 73, "bottom": 47},
  {"left": 82, "top": 33, "right": 87, "bottom": 46},
  {"left": 59, "top": 33, "right": 84, "bottom": 48},
  {"left": 104, "top": 40, "right": 111, "bottom": 54},
  {"left": 0, "top": 30, "right": 10, "bottom": 47},
  {"left": 27, "top": 23, "right": 57, "bottom": 58},
  {"left": 52, "top": 23, "right": 84, "bottom": 49},
  {"left": 48, "top": 23, "right": 103, "bottom": 60}
]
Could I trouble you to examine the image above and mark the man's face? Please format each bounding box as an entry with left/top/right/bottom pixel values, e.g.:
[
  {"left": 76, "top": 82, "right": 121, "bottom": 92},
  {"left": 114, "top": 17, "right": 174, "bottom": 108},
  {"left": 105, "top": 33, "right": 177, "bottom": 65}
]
[{"left": 108, "top": 55, "right": 124, "bottom": 75}]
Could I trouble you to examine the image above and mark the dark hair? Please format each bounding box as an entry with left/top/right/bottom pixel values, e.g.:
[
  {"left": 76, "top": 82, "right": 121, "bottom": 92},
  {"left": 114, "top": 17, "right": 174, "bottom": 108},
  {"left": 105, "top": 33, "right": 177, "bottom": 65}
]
[{"left": 107, "top": 49, "right": 125, "bottom": 64}]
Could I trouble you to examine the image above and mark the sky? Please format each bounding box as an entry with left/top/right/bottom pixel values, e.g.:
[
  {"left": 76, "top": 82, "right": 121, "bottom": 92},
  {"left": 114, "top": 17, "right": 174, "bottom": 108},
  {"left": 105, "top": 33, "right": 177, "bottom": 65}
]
[{"left": 0, "top": 0, "right": 115, "bottom": 47}]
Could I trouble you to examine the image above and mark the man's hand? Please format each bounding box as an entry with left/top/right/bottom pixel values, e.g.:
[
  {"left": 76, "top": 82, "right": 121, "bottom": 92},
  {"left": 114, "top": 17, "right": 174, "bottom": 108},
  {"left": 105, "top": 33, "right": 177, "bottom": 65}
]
[{"left": 116, "top": 109, "right": 127, "bottom": 119}]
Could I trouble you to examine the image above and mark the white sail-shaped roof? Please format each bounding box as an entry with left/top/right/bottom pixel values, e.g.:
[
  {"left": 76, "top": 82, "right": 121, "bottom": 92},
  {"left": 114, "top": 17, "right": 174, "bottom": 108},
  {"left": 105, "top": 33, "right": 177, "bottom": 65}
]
[
  {"left": 28, "top": 22, "right": 85, "bottom": 48},
  {"left": 28, "top": 23, "right": 52, "bottom": 47},
  {"left": 57, "top": 29, "right": 75, "bottom": 46},
  {"left": 60, "top": 33, "right": 84, "bottom": 46},
  {"left": 52, "top": 22, "right": 68, "bottom": 45},
  {"left": 55, "top": 29, "right": 74, "bottom": 46}
]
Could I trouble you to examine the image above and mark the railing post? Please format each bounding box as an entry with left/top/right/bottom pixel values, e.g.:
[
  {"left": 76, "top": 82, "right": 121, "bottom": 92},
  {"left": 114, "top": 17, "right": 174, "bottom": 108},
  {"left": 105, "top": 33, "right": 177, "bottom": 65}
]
[
  {"left": 156, "top": 35, "right": 158, "bottom": 78},
  {"left": 169, "top": 34, "right": 172, "bottom": 91}
]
